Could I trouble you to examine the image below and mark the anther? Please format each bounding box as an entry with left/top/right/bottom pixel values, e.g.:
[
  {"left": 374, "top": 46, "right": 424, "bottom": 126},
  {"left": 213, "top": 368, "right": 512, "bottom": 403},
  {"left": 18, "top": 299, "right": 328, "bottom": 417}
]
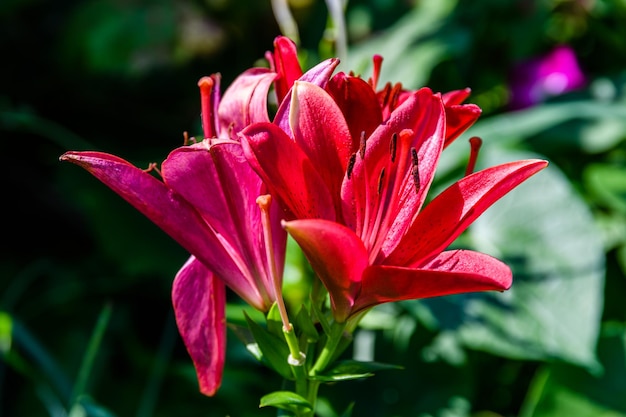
[
  {"left": 377, "top": 167, "right": 385, "bottom": 195},
  {"left": 371, "top": 54, "right": 383, "bottom": 90},
  {"left": 389, "top": 133, "right": 397, "bottom": 163},
  {"left": 465, "top": 136, "right": 483, "bottom": 177},
  {"left": 347, "top": 153, "right": 356, "bottom": 179},
  {"left": 359, "top": 131, "right": 366, "bottom": 160},
  {"left": 410, "top": 147, "right": 420, "bottom": 194}
]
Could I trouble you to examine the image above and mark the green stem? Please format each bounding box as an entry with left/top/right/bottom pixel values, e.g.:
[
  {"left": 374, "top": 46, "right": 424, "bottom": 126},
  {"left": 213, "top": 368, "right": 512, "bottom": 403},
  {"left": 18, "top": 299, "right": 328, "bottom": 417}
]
[{"left": 309, "top": 321, "right": 347, "bottom": 376}]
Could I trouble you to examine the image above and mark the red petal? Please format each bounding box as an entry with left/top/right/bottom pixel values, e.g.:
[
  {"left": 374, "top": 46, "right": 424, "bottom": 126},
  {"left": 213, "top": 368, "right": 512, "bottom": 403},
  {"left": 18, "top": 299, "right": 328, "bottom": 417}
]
[
  {"left": 172, "top": 256, "right": 226, "bottom": 397},
  {"left": 387, "top": 159, "right": 549, "bottom": 267},
  {"left": 444, "top": 103, "right": 481, "bottom": 148},
  {"left": 327, "top": 72, "right": 383, "bottom": 152},
  {"left": 353, "top": 250, "right": 512, "bottom": 315},
  {"left": 272, "top": 36, "right": 303, "bottom": 103},
  {"left": 240, "top": 122, "right": 336, "bottom": 221},
  {"left": 289, "top": 81, "right": 352, "bottom": 214},
  {"left": 282, "top": 219, "right": 369, "bottom": 322}
]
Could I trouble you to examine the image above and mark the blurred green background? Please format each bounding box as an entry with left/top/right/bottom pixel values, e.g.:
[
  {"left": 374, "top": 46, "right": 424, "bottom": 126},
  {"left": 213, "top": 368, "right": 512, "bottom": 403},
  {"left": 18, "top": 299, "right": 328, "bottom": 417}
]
[{"left": 2, "top": 0, "right": 626, "bottom": 416}]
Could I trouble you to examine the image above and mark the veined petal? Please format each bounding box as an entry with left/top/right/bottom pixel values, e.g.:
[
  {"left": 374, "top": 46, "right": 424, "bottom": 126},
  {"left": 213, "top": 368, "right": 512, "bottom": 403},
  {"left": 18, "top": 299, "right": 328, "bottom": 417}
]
[
  {"left": 327, "top": 72, "right": 383, "bottom": 151},
  {"left": 289, "top": 81, "right": 352, "bottom": 216},
  {"left": 240, "top": 122, "right": 336, "bottom": 221},
  {"left": 282, "top": 219, "right": 369, "bottom": 322},
  {"left": 162, "top": 140, "right": 282, "bottom": 309},
  {"left": 217, "top": 68, "right": 276, "bottom": 138},
  {"left": 59, "top": 151, "right": 268, "bottom": 310},
  {"left": 172, "top": 256, "right": 226, "bottom": 397},
  {"left": 353, "top": 250, "right": 512, "bottom": 316},
  {"left": 342, "top": 88, "right": 445, "bottom": 258},
  {"left": 272, "top": 36, "right": 303, "bottom": 103},
  {"left": 274, "top": 58, "right": 340, "bottom": 135},
  {"left": 387, "top": 159, "right": 549, "bottom": 267}
]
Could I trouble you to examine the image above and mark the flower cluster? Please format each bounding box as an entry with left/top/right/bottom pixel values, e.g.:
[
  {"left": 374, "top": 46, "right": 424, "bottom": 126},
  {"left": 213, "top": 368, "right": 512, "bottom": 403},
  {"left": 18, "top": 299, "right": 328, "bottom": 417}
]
[{"left": 60, "top": 36, "right": 547, "bottom": 406}]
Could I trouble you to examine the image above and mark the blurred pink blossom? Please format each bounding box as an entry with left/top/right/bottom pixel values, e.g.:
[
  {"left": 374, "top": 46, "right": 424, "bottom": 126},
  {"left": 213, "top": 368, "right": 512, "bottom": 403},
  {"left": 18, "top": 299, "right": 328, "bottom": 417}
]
[{"left": 509, "top": 45, "right": 586, "bottom": 109}]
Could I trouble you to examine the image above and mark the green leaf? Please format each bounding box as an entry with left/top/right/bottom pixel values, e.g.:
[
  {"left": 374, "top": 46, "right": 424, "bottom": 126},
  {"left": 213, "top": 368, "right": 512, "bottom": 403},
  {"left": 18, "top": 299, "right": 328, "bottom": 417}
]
[
  {"left": 584, "top": 163, "right": 626, "bottom": 214},
  {"left": 259, "top": 390, "right": 312, "bottom": 412},
  {"left": 228, "top": 322, "right": 263, "bottom": 362},
  {"left": 520, "top": 323, "right": 626, "bottom": 417},
  {"left": 266, "top": 302, "right": 284, "bottom": 337},
  {"left": 312, "top": 360, "right": 403, "bottom": 382},
  {"left": 419, "top": 147, "right": 605, "bottom": 371},
  {"left": 0, "top": 311, "right": 12, "bottom": 353},
  {"left": 295, "top": 305, "right": 319, "bottom": 342},
  {"left": 244, "top": 312, "right": 293, "bottom": 380}
]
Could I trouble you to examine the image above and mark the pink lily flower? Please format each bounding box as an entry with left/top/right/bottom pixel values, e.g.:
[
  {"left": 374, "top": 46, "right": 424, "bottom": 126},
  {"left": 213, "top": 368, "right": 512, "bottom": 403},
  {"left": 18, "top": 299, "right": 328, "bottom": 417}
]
[
  {"left": 241, "top": 79, "right": 548, "bottom": 323},
  {"left": 60, "top": 50, "right": 292, "bottom": 395}
]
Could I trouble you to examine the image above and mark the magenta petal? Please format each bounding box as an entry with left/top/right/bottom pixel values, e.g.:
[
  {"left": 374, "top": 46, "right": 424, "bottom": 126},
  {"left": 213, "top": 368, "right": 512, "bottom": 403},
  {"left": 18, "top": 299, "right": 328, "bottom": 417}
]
[
  {"left": 240, "top": 122, "right": 336, "bottom": 221},
  {"left": 353, "top": 250, "right": 512, "bottom": 315},
  {"left": 60, "top": 151, "right": 269, "bottom": 310},
  {"left": 172, "top": 256, "right": 226, "bottom": 397},
  {"left": 274, "top": 58, "right": 340, "bottom": 135},
  {"left": 387, "top": 159, "right": 549, "bottom": 267},
  {"left": 217, "top": 68, "right": 276, "bottom": 138},
  {"left": 282, "top": 219, "right": 369, "bottom": 322}
]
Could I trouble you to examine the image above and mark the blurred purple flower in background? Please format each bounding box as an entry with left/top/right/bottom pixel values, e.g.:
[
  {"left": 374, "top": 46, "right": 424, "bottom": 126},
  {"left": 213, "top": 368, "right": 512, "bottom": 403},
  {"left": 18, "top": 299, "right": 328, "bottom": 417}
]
[{"left": 509, "top": 45, "right": 586, "bottom": 109}]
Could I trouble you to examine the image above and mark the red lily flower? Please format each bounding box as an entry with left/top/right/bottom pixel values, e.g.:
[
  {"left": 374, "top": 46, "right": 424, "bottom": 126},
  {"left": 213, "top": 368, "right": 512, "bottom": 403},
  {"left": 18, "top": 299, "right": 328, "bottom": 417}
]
[
  {"left": 60, "top": 57, "right": 288, "bottom": 395},
  {"left": 241, "top": 80, "right": 548, "bottom": 322}
]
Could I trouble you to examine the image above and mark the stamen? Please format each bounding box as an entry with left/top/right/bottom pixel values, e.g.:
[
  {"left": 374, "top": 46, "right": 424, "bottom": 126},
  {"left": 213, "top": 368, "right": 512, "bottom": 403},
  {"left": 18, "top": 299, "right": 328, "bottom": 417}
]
[
  {"left": 197, "top": 76, "right": 215, "bottom": 139},
  {"left": 411, "top": 147, "right": 420, "bottom": 194},
  {"left": 377, "top": 167, "right": 385, "bottom": 195},
  {"left": 465, "top": 136, "right": 483, "bottom": 176},
  {"left": 256, "top": 195, "right": 291, "bottom": 332},
  {"left": 359, "top": 131, "right": 366, "bottom": 160},
  {"left": 389, "top": 133, "right": 397, "bottom": 163},
  {"left": 346, "top": 153, "right": 356, "bottom": 179},
  {"left": 143, "top": 162, "right": 163, "bottom": 178},
  {"left": 371, "top": 54, "right": 383, "bottom": 90}
]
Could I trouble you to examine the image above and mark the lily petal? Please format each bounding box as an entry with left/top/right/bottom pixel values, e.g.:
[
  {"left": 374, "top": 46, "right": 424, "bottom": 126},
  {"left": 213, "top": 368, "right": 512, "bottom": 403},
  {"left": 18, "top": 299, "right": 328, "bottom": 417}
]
[
  {"left": 387, "top": 159, "right": 549, "bottom": 267},
  {"left": 353, "top": 250, "right": 512, "bottom": 315},
  {"left": 172, "top": 256, "right": 226, "bottom": 397},
  {"left": 274, "top": 58, "right": 340, "bottom": 135},
  {"left": 282, "top": 219, "right": 369, "bottom": 322},
  {"left": 217, "top": 68, "right": 276, "bottom": 138},
  {"left": 271, "top": 36, "right": 303, "bottom": 103},
  {"left": 240, "top": 122, "right": 336, "bottom": 221},
  {"left": 59, "top": 151, "right": 268, "bottom": 310},
  {"left": 162, "top": 140, "right": 282, "bottom": 309},
  {"left": 289, "top": 81, "right": 352, "bottom": 214},
  {"left": 327, "top": 72, "right": 383, "bottom": 150}
]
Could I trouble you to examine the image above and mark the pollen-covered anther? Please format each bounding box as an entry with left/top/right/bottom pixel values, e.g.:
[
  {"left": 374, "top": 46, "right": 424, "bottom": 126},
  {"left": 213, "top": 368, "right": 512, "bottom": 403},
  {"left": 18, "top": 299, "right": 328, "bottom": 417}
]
[
  {"left": 359, "top": 131, "right": 367, "bottom": 160},
  {"left": 377, "top": 167, "right": 385, "bottom": 195},
  {"left": 410, "top": 147, "right": 420, "bottom": 194},
  {"left": 389, "top": 133, "right": 397, "bottom": 163},
  {"left": 346, "top": 153, "right": 357, "bottom": 179}
]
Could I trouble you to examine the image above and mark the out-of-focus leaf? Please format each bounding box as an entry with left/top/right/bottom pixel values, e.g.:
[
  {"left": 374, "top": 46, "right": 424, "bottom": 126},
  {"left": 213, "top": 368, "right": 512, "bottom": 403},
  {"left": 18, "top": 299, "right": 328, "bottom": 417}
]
[
  {"left": 584, "top": 163, "right": 626, "bottom": 214},
  {"left": 312, "top": 360, "right": 403, "bottom": 382},
  {"left": 417, "top": 147, "right": 604, "bottom": 371},
  {"left": 346, "top": 0, "right": 459, "bottom": 89},
  {"left": 0, "top": 311, "right": 12, "bottom": 353},
  {"left": 259, "top": 390, "right": 312, "bottom": 412},
  {"left": 520, "top": 323, "right": 626, "bottom": 417}
]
